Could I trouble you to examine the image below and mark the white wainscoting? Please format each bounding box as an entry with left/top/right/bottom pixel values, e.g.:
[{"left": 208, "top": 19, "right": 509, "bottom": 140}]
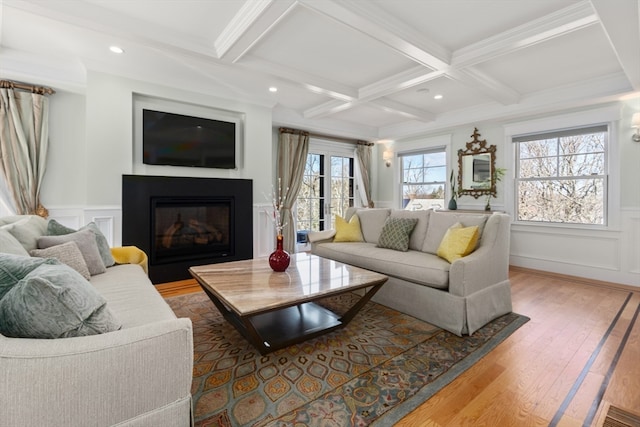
[
  {"left": 510, "top": 208, "right": 639, "bottom": 286},
  {"left": 46, "top": 206, "right": 122, "bottom": 247},
  {"left": 254, "top": 203, "right": 276, "bottom": 258}
]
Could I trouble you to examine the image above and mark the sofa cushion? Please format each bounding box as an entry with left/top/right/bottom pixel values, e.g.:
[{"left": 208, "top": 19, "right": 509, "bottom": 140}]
[
  {"left": 2, "top": 215, "right": 48, "bottom": 251},
  {"left": 89, "top": 264, "right": 177, "bottom": 327},
  {"left": 313, "top": 242, "right": 450, "bottom": 289},
  {"left": 354, "top": 208, "right": 391, "bottom": 244},
  {"left": 0, "top": 228, "right": 29, "bottom": 256},
  {"left": 422, "top": 211, "right": 488, "bottom": 254},
  {"left": 437, "top": 223, "right": 480, "bottom": 263},
  {"left": 333, "top": 214, "right": 364, "bottom": 242},
  {"left": 376, "top": 217, "right": 418, "bottom": 252},
  {"left": 37, "top": 229, "right": 106, "bottom": 276},
  {"left": 389, "top": 209, "right": 430, "bottom": 251},
  {"left": 30, "top": 241, "right": 91, "bottom": 280},
  {"left": 47, "top": 219, "right": 115, "bottom": 267},
  {"left": 0, "top": 253, "right": 58, "bottom": 300},
  {"left": 0, "top": 263, "right": 121, "bottom": 338}
]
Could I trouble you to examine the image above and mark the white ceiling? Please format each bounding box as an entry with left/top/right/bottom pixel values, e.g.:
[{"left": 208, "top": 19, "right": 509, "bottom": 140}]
[{"left": 1, "top": 0, "right": 639, "bottom": 141}]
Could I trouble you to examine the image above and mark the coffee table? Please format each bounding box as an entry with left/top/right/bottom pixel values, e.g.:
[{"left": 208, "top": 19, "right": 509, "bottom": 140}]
[{"left": 189, "top": 253, "right": 388, "bottom": 354}]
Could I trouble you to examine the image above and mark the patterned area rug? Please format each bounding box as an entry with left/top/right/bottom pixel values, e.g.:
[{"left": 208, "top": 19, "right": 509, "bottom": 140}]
[{"left": 166, "top": 292, "right": 528, "bottom": 427}]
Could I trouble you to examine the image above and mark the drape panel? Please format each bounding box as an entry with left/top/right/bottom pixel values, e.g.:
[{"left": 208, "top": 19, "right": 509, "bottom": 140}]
[
  {"left": 355, "top": 144, "right": 374, "bottom": 208},
  {"left": 277, "top": 129, "right": 310, "bottom": 253},
  {"left": 0, "top": 88, "right": 49, "bottom": 216}
]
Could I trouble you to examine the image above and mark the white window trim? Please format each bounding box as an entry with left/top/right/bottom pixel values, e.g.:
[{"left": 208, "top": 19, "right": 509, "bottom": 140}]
[
  {"left": 503, "top": 105, "right": 621, "bottom": 230},
  {"left": 393, "top": 134, "right": 452, "bottom": 209}
]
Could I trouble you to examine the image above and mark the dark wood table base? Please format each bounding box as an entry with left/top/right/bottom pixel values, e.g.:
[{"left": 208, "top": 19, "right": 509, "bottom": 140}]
[{"left": 200, "top": 282, "right": 385, "bottom": 354}]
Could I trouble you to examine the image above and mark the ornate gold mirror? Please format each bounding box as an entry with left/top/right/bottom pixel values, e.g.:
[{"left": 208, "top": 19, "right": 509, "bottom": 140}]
[{"left": 457, "top": 128, "right": 497, "bottom": 199}]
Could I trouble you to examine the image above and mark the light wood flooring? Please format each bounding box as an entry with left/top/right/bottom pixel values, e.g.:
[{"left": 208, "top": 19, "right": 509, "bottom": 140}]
[{"left": 157, "top": 267, "right": 640, "bottom": 427}]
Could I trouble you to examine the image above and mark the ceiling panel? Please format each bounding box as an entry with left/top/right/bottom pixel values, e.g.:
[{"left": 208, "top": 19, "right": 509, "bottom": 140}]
[
  {"left": 373, "top": 0, "right": 579, "bottom": 51},
  {"left": 84, "top": 0, "right": 242, "bottom": 44},
  {"left": 385, "top": 76, "right": 492, "bottom": 116},
  {"left": 247, "top": 5, "right": 417, "bottom": 88},
  {"left": 476, "top": 25, "right": 621, "bottom": 94}
]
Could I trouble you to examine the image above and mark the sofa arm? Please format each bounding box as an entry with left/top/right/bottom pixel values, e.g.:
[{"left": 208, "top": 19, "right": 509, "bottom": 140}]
[
  {"left": 307, "top": 229, "right": 336, "bottom": 243},
  {"left": 448, "top": 213, "right": 511, "bottom": 297},
  {"left": 0, "top": 318, "right": 193, "bottom": 427}
]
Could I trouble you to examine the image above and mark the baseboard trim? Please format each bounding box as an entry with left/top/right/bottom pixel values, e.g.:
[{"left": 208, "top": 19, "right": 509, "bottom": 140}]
[{"left": 509, "top": 266, "right": 640, "bottom": 294}]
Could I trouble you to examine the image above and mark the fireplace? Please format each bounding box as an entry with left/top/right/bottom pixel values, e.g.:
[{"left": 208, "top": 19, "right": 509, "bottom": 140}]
[{"left": 122, "top": 175, "right": 253, "bottom": 283}]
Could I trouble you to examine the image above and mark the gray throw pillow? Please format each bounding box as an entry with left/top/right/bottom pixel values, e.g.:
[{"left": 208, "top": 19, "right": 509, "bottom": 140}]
[
  {"left": 0, "top": 253, "right": 58, "bottom": 300},
  {"left": 37, "top": 229, "right": 106, "bottom": 275},
  {"left": 3, "top": 215, "right": 48, "bottom": 251},
  {"left": 376, "top": 217, "right": 419, "bottom": 252},
  {"left": 0, "top": 228, "right": 30, "bottom": 256},
  {"left": 30, "top": 241, "right": 91, "bottom": 280},
  {"left": 47, "top": 219, "right": 115, "bottom": 267},
  {"left": 0, "top": 263, "right": 121, "bottom": 338}
]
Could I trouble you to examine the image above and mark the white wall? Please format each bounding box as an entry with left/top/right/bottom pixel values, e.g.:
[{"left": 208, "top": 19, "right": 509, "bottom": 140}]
[
  {"left": 375, "top": 101, "right": 640, "bottom": 287},
  {"left": 40, "top": 70, "right": 274, "bottom": 255}
]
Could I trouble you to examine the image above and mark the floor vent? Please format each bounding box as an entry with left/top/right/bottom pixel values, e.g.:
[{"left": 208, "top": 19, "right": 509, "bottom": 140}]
[{"left": 600, "top": 404, "right": 640, "bottom": 427}]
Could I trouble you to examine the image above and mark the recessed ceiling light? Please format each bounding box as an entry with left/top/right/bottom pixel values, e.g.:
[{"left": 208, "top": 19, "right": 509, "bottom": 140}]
[
  {"left": 109, "top": 46, "right": 124, "bottom": 54},
  {"left": 434, "top": 94, "right": 443, "bottom": 100},
  {"left": 269, "top": 87, "right": 278, "bottom": 93}
]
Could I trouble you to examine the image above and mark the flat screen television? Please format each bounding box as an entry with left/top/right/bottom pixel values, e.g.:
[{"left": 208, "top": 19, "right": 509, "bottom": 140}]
[{"left": 142, "top": 109, "right": 236, "bottom": 169}]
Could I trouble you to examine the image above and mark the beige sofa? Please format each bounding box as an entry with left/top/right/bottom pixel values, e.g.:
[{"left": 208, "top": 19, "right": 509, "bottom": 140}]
[
  {"left": 309, "top": 208, "right": 513, "bottom": 336},
  {"left": 0, "top": 215, "right": 193, "bottom": 427}
]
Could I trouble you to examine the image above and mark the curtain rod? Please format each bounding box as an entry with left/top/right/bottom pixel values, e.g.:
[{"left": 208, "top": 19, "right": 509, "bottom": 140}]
[
  {"left": 279, "top": 127, "right": 373, "bottom": 146},
  {"left": 0, "top": 80, "right": 56, "bottom": 95}
]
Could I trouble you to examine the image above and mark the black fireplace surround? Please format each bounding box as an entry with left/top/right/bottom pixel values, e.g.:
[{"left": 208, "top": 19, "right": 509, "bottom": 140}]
[{"left": 122, "top": 175, "right": 253, "bottom": 283}]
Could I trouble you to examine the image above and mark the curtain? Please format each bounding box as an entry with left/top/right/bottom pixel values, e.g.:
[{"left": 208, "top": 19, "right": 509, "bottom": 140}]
[
  {"left": 0, "top": 87, "right": 50, "bottom": 216},
  {"left": 277, "top": 128, "right": 310, "bottom": 253},
  {"left": 355, "top": 143, "right": 374, "bottom": 208}
]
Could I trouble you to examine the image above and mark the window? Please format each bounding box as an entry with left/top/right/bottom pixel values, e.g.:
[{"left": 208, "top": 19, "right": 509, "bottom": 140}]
[
  {"left": 296, "top": 151, "right": 354, "bottom": 235},
  {"left": 514, "top": 125, "right": 607, "bottom": 225},
  {"left": 400, "top": 148, "right": 446, "bottom": 210}
]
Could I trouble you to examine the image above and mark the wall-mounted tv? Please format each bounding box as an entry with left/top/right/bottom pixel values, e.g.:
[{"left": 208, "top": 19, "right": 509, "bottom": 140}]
[{"left": 142, "top": 109, "right": 236, "bottom": 169}]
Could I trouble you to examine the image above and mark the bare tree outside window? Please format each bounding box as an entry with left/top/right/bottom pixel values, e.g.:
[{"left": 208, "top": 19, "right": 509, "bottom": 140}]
[
  {"left": 401, "top": 150, "right": 446, "bottom": 210},
  {"left": 515, "top": 126, "right": 607, "bottom": 225},
  {"left": 296, "top": 153, "right": 354, "bottom": 235}
]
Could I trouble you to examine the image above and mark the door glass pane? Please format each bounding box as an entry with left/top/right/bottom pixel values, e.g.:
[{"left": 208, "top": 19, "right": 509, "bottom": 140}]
[
  {"left": 297, "top": 154, "right": 324, "bottom": 234},
  {"left": 329, "top": 156, "right": 354, "bottom": 229}
]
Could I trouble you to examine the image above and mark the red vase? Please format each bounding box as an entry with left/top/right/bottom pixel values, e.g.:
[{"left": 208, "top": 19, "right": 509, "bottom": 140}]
[{"left": 269, "top": 234, "right": 290, "bottom": 272}]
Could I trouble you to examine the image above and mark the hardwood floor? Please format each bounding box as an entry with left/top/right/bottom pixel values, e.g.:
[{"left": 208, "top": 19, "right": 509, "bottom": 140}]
[{"left": 157, "top": 267, "right": 640, "bottom": 427}]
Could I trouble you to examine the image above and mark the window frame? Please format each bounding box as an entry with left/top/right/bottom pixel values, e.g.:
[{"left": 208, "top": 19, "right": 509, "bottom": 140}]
[
  {"left": 392, "top": 134, "right": 453, "bottom": 210},
  {"left": 398, "top": 147, "right": 448, "bottom": 211},
  {"left": 504, "top": 106, "right": 620, "bottom": 230}
]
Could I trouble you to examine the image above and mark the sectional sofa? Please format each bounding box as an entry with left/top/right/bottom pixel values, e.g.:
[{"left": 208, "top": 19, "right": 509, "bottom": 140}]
[
  {"left": 309, "top": 208, "right": 513, "bottom": 336},
  {"left": 0, "top": 215, "right": 193, "bottom": 427}
]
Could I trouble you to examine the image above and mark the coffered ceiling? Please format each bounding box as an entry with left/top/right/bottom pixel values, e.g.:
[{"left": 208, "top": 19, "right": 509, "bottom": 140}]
[{"left": 1, "top": 0, "right": 638, "bottom": 141}]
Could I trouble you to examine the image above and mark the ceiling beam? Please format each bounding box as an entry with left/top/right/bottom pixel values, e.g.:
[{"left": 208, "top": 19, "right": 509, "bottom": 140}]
[
  {"left": 590, "top": 0, "right": 640, "bottom": 91},
  {"left": 452, "top": 2, "right": 599, "bottom": 68},
  {"left": 215, "top": 0, "right": 298, "bottom": 62},
  {"left": 370, "top": 99, "right": 436, "bottom": 122},
  {"left": 299, "top": 0, "right": 451, "bottom": 70},
  {"left": 238, "top": 55, "right": 358, "bottom": 101}
]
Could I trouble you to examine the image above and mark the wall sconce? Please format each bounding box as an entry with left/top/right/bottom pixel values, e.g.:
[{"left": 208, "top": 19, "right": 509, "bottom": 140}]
[
  {"left": 632, "top": 113, "right": 640, "bottom": 142},
  {"left": 383, "top": 150, "right": 393, "bottom": 167}
]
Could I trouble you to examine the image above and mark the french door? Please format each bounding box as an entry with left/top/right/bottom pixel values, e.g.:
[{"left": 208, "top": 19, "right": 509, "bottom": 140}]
[{"left": 296, "top": 150, "right": 354, "bottom": 235}]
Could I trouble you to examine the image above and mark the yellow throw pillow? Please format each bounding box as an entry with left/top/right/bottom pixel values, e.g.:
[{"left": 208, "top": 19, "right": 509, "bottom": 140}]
[
  {"left": 334, "top": 215, "right": 364, "bottom": 242},
  {"left": 437, "top": 222, "right": 480, "bottom": 263}
]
